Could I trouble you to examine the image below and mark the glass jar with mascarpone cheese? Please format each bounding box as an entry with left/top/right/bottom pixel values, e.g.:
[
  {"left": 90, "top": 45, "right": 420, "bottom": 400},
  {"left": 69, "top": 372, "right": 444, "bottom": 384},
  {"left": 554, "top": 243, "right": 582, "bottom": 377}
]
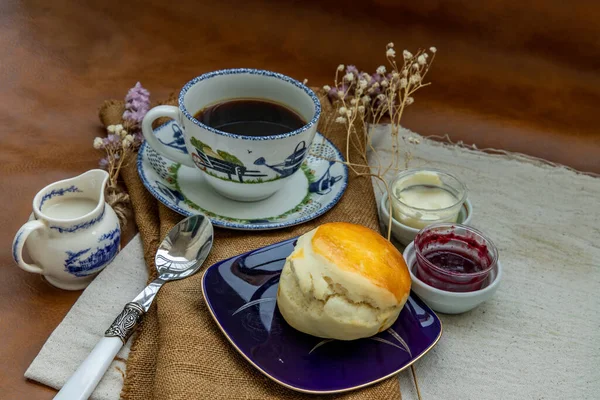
[{"left": 389, "top": 168, "right": 467, "bottom": 230}]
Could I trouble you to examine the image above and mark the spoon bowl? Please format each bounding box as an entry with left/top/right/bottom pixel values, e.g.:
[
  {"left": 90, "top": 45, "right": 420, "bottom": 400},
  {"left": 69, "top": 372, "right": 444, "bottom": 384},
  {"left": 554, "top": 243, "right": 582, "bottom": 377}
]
[{"left": 156, "top": 214, "right": 214, "bottom": 280}]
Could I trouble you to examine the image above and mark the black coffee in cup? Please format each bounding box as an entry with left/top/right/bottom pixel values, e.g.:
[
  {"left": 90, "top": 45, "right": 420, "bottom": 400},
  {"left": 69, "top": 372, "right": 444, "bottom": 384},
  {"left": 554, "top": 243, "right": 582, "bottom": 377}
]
[{"left": 193, "top": 98, "right": 306, "bottom": 137}]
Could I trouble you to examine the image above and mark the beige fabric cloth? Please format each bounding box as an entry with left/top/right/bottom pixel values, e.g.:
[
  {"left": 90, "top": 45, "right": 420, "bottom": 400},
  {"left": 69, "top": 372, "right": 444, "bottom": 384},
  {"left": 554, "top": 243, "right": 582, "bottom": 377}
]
[
  {"left": 370, "top": 125, "right": 600, "bottom": 399},
  {"left": 100, "top": 96, "right": 402, "bottom": 400}
]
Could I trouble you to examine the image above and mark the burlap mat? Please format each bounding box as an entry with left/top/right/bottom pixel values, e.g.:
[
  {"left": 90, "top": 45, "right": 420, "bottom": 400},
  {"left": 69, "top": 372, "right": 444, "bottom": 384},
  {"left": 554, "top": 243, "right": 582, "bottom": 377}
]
[{"left": 99, "top": 92, "right": 401, "bottom": 400}]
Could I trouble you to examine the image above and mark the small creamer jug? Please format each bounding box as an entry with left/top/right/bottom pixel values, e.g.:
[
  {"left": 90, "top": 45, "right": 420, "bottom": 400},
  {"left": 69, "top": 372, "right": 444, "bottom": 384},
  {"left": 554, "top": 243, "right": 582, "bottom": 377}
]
[{"left": 12, "top": 169, "right": 121, "bottom": 290}]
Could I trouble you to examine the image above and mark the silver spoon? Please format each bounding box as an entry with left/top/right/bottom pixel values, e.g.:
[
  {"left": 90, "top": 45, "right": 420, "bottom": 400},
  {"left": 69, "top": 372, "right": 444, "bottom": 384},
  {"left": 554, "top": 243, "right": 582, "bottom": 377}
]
[{"left": 55, "top": 214, "right": 214, "bottom": 400}]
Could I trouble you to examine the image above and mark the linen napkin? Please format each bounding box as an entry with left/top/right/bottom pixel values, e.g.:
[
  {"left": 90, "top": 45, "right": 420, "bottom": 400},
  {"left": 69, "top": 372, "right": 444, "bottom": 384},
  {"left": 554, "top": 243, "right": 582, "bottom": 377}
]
[{"left": 24, "top": 235, "right": 147, "bottom": 400}]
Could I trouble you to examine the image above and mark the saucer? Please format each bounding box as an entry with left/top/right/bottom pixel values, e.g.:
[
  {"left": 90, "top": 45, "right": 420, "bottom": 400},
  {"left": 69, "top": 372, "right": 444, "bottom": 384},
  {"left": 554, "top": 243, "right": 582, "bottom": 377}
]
[
  {"left": 137, "top": 120, "right": 348, "bottom": 230},
  {"left": 201, "top": 237, "right": 443, "bottom": 394}
]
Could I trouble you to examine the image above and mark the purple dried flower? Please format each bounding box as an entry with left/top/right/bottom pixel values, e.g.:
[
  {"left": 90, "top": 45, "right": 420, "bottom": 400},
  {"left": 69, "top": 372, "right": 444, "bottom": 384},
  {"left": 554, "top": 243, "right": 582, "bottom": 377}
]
[
  {"left": 123, "top": 82, "right": 150, "bottom": 123},
  {"left": 327, "top": 87, "right": 340, "bottom": 102},
  {"left": 129, "top": 99, "right": 146, "bottom": 110},
  {"left": 125, "top": 82, "right": 150, "bottom": 104},
  {"left": 99, "top": 158, "right": 109, "bottom": 169},
  {"left": 123, "top": 109, "right": 149, "bottom": 123},
  {"left": 346, "top": 65, "right": 359, "bottom": 76},
  {"left": 130, "top": 131, "right": 144, "bottom": 149},
  {"left": 362, "top": 72, "right": 375, "bottom": 85},
  {"left": 107, "top": 134, "right": 121, "bottom": 144},
  {"left": 371, "top": 73, "right": 383, "bottom": 83},
  {"left": 370, "top": 86, "right": 382, "bottom": 96}
]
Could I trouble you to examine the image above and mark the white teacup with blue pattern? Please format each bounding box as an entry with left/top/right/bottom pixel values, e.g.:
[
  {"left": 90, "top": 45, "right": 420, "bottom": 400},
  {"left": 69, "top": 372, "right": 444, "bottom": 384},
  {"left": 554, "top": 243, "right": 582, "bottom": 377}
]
[{"left": 142, "top": 69, "right": 321, "bottom": 202}]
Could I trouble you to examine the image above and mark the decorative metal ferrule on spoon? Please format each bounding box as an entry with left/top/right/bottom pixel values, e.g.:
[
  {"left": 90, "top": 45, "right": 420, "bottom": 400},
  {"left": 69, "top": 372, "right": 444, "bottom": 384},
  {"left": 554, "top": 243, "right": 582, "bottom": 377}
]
[{"left": 105, "top": 302, "right": 145, "bottom": 344}]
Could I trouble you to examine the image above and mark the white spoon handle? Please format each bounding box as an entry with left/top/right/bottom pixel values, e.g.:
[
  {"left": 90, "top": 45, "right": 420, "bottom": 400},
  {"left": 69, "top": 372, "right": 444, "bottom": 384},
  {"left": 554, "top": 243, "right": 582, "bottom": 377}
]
[
  {"left": 54, "top": 336, "right": 122, "bottom": 400},
  {"left": 54, "top": 302, "right": 145, "bottom": 400}
]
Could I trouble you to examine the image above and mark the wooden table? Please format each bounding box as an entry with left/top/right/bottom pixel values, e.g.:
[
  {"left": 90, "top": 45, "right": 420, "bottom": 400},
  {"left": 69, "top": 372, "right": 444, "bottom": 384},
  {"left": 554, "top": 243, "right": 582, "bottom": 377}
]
[{"left": 1, "top": 0, "right": 598, "bottom": 398}]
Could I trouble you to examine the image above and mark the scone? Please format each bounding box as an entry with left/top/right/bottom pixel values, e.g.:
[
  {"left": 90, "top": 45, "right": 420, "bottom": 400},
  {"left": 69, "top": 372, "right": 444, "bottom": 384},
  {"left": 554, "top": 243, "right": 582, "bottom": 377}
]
[{"left": 277, "top": 222, "right": 411, "bottom": 340}]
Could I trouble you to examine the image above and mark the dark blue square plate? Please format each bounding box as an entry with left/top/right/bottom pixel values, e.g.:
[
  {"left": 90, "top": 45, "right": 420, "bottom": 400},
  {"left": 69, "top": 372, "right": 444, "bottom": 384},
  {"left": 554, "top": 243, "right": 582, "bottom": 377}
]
[{"left": 201, "top": 237, "right": 443, "bottom": 394}]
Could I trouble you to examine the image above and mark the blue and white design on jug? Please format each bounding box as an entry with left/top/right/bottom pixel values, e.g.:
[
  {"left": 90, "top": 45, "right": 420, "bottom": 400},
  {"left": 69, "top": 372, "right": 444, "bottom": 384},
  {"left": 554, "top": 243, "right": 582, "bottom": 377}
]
[
  {"left": 154, "top": 181, "right": 184, "bottom": 206},
  {"left": 39, "top": 185, "right": 82, "bottom": 209},
  {"left": 254, "top": 141, "right": 307, "bottom": 178},
  {"left": 50, "top": 205, "right": 105, "bottom": 233},
  {"left": 309, "top": 160, "right": 343, "bottom": 195},
  {"left": 64, "top": 225, "right": 120, "bottom": 277},
  {"left": 158, "top": 123, "right": 188, "bottom": 153},
  {"left": 12, "top": 230, "right": 24, "bottom": 264}
]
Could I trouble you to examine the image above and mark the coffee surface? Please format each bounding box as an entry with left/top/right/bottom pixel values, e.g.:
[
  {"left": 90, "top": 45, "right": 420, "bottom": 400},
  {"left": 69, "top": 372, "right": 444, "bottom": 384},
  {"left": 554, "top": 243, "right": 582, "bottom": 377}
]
[{"left": 194, "top": 98, "right": 306, "bottom": 136}]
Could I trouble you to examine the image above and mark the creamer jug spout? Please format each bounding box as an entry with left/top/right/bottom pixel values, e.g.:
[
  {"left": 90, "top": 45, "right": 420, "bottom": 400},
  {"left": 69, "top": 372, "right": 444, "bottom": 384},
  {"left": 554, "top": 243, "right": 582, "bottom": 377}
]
[{"left": 71, "top": 169, "right": 110, "bottom": 206}]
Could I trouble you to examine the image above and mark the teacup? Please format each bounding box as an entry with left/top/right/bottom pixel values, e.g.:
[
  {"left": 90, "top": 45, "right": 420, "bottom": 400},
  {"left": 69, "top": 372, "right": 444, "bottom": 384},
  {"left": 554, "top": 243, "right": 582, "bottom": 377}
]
[{"left": 142, "top": 69, "right": 321, "bottom": 202}]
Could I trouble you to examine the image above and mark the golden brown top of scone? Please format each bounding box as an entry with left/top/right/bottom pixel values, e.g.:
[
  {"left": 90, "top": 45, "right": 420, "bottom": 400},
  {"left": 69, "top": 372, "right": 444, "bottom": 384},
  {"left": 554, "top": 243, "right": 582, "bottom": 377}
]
[{"left": 311, "top": 222, "right": 411, "bottom": 302}]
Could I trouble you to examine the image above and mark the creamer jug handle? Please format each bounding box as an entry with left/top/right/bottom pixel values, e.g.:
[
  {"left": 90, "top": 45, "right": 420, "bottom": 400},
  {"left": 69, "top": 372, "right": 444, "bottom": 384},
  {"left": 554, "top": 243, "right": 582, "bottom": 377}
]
[{"left": 12, "top": 220, "right": 46, "bottom": 274}]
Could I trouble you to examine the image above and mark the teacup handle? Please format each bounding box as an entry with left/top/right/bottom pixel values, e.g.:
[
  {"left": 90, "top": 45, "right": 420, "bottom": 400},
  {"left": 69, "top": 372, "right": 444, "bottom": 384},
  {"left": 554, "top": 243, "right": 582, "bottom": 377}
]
[
  {"left": 141, "top": 105, "right": 196, "bottom": 168},
  {"left": 12, "top": 220, "right": 46, "bottom": 274}
]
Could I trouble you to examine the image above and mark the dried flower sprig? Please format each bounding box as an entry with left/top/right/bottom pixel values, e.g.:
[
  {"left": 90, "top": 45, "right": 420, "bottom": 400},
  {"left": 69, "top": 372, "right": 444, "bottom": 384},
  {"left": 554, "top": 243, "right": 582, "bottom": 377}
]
[
  {"left": 323, "top": 43, "right": 436, "bottom": 175},
  {"left": 95, "top": 82, "right": 150, "bottom": 185},
  {"left": 92, "top": 83, "right": 151, "bottom": 227},
  {"left": 318, "top": 43, "right": 437, "bottom": 243},
  {"left": 93, "top": 123, "right": 143, "bottom": 189}
]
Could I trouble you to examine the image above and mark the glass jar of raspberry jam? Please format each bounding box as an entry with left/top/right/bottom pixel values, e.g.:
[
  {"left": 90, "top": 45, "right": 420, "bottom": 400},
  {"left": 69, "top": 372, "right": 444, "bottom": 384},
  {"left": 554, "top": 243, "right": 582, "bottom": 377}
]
[{"left": 414, "top": 223, "right": 498, "bottom": 292}]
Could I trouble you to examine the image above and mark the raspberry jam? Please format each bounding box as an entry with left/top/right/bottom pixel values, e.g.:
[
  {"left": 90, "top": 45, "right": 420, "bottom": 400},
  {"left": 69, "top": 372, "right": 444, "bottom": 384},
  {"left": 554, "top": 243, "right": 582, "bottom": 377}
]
[
  {"left": 425, "top": 250, "right": 483, "bottom": 274},
  {"left": 414, "top": 224, "right": 498, "bottom": 292}
]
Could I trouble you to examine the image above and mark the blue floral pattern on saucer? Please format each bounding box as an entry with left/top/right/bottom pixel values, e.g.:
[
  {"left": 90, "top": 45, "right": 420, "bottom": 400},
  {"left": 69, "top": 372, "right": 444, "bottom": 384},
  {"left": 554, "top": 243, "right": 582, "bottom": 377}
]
[
  {"left": 201, "top": 237, "right": 443, "bottom": 394},
  {"left": 137, "top": 121, "right": 348, "bottom": 230}
]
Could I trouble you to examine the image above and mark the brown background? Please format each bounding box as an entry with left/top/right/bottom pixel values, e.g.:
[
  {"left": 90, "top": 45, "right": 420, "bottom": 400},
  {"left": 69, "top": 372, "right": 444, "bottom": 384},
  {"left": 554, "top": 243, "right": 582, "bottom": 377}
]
[{"left": 1, "top": 0, "right": 598, "bottom": 398}]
